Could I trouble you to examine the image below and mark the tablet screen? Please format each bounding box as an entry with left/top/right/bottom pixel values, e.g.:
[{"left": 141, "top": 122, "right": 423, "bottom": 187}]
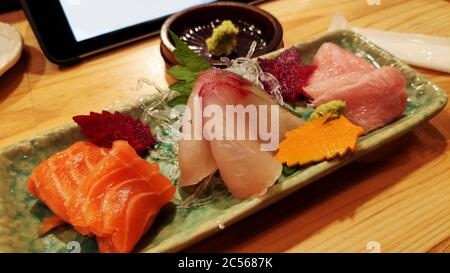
[{"left": 59, "top": 0, "right": 216, "bottom": 42}]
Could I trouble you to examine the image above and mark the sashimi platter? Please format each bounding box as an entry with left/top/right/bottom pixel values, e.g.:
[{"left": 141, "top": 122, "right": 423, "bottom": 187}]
[{"left": 0, "top": 30, "right": 447, "bottom": 253}]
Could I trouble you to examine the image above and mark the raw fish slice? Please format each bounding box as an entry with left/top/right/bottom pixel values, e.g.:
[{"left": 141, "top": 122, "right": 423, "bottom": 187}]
[
  {"left": 38, "top": 215, "right": 66, "bottom": 235},
  {"left": 74, "top": 141, "right": 159, "bottom": 234},
  {"left": 306, "top": 42, "right": 375, "bottom": 97},
  {"left": 99, "top": 177, "right": 174, "bottom": 252},
  {"left": 74, "top": 141, "right": 175, "bottom": 251},
  {"left": 305, "top": 71, "right": 363, "bottom": 100},
  {"left": 210, "top": 140, "right": 282, "bottom": 198},
  {"left": 28, "top": 163, "right": 69, "bottom": 222},
  {"left": 242, "top": 84, "right": 304, "bottom": 140},
  {"left": 113, "top": 184, "right": 174, "bottom": 252},
  {"left": 65, "top": 144, "right": 132, "bottom": 232},
  {"left": 100, "top": 178, "right": 150, "bottom": 234},
  {"left": 97, "top": 191, "right": 166, "bottom": 253},
  {"left": 199, "top": 80, "right": 303, "bottom": 149},
  {"left": 97, "top": 237, "right": 116, "bottom": 253},
  {"left": 28, "top": 140, "right": 175, "bottom": 253},
  {"left": 28, "top": 141, "right": 108, "bottom": 222},
  {"left": 79, "top": 169, "right": 131, "bottom": 234},
  {"left": 199, "top": 81, "right": 297, "bottom": 198},
  {"left": 313, "top": 67, "right": 408, "bottom": 133},
  {"left": 178, "top": 71, "right": 227, "bottom": 187},
  {"left": 178, "top": 69, "right": 256, "bottom": 187},
  {"left": 179, "top": 70, "right": 303, "bottom": 188},
  {"left": 97, "top": 147, "right": 173, "bottom": 234}
]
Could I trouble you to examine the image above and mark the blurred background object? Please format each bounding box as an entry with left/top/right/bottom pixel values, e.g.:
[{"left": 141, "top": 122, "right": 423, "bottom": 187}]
[
  {"left": 0, "top": 21, "right": 23, "bottom": 77},
  {"left": 19, "top": 0, "right": 261, "bottom": 65},
  {"left": 0, "top": 0, "right": 20, "bottom": 13}
]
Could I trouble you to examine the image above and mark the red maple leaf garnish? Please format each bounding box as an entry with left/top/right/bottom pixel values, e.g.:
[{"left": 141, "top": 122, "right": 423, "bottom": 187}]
[
  {"left": 258, "top": 47, "right": 316, "bottom": 102},
  {"left": 73, "top": 111, "right": 156, "bottom": 155}
]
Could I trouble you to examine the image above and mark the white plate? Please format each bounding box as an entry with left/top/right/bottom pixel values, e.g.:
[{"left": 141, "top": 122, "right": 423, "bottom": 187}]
[{"left": 0, "top": 22, "right": 23, "bottom": 77}]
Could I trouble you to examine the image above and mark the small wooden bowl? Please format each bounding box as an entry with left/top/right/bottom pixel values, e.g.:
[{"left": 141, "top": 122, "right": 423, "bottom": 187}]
[{"left": 160, "top": 1, "right": 283, "bottom": 66}]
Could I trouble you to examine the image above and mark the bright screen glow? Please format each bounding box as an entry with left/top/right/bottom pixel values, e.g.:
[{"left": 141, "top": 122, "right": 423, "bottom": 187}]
[{"left": 59, "top": 0, "right": 215, "bottom": 42}]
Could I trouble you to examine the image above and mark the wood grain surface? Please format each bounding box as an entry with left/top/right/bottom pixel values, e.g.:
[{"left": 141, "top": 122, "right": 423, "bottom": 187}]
[{"left": 0, "top": 0, "right": 448, "bottom": 252}]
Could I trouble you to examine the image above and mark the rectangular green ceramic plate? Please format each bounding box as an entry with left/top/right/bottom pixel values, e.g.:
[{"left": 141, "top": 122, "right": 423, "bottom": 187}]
[{"left": 0, "top": 30, "right": 447, "bottom": 253}]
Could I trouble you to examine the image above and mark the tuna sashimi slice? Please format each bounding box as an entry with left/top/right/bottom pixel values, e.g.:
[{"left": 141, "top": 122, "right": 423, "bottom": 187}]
[
  {"left": 305, "top": 42, "right": 375, "bottom": 98},
  {"left": 312, "top": 67, "right": 408, "bottom": 133}
]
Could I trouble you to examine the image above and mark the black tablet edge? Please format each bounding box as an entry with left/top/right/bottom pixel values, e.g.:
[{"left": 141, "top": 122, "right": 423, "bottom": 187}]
[
  {"left": 20, "top": 0, "right": 265, "bottom": 66},
  {"left": 20, "top": 0, "right": 80, "bottom": 65}
]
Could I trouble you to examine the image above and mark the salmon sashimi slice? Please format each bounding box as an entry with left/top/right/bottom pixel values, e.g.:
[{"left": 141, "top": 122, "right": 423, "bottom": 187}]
[
  {"left": 38, "top": 215, "right": 66, "bottom": 235},
  {"left": 66, "top": 141, "right": 158, "bottom": 234},
  {"left": 97, "top": 236, "right": 116, "bottom": 253},
  {"left": 98, "top": 187, "right": 174, "bottom": 253},
  {"left": 82, "top": 141, "right": 174, "bottom": 252},
  {"left": 28, "top": 141, "right": 109, "bottom": 222},
  {"left": 82, "top": 162, "right": 158, "bottom": 235},
  {"left": 28, "top": 140, "right": 175, "bottom": 253},
  {"left": 99, "top": 179, "right": 174, "bottom": 252},
  {"left": 110, "top": 191, "right": 171, "bottom": 253}
]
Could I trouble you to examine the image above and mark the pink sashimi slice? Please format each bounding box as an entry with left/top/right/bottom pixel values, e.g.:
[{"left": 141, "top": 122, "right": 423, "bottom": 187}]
[
  {"left": 312, "top": 67, "right": 408, "bottom": 133},
  {"left": 305, "top": 71, "right": 364, "bottom": 100},
  {"left": 305, "top": 42, "right": 375, "bottom": 98}
]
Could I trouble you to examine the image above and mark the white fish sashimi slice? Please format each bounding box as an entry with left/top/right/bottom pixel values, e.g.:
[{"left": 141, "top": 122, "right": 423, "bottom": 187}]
[
  {"left": 210, "top": 140, "right": 281, "bottom": 199},
  {"left": 199, "top": 80, "right": 293, "bottom": 199},
  {"left": 179, "top": 69, "right": 304, "bottom": 197},
  {"left": 178, "top": 71, "right": 223, "bottom": 187},
  {"left": 179, "top": 69, "right": 301, "bottom": 188},
  {"left": 179, "top": 69, "right": 265, "bottom": 187},
  {"left": 178, "top": 139, "right": 217, "bottom": 187}
]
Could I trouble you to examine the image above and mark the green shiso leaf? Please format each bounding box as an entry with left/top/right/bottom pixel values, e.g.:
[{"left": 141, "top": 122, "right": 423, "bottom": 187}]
[
  {"left": 169, "top": 81, "right": 195, "bottom": 95},
  {"left": 169, "top": 30, "right": 211, "bottom": 73},
  {"left": 282, "top": 165, "right": 299, "bottom": 176},
  {"left": 167, "top": 30, "right": 212, "bottom": 104},
  {"left": 168, "top": 94, "right": 189, "bottom": 107}
]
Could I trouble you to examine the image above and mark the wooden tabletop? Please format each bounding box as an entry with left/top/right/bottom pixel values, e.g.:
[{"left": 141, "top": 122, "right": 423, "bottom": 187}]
[{"left": 0, "top": 0, "right": 449, "bottom": 253}]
